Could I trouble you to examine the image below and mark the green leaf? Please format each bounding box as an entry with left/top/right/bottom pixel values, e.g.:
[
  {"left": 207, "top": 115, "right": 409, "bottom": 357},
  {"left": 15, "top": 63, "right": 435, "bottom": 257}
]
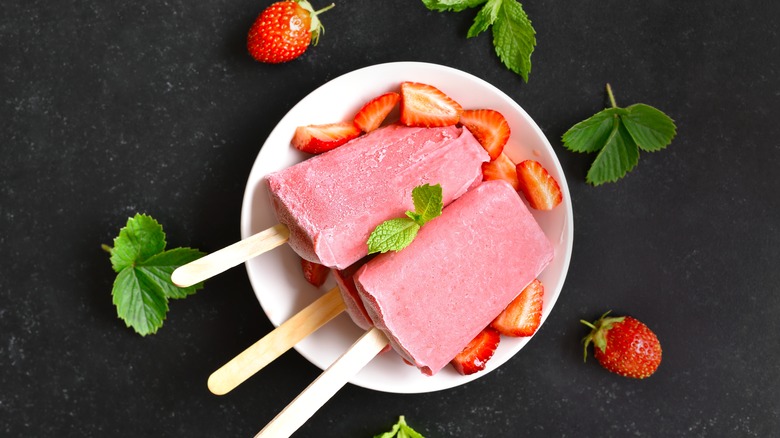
[
  {"left": 137, "top": 247, "right": 205, "bottom": 299},
  {"left": 621, "top": 104, "right": 677, "bottom": 152},
  {"left": 586, "top": 121, "right": 640, "bottom": 185},
  {"left": 492, "top": 0, "right": 536, "bottom": 82},
  {"left": 562, "top": 84, "right": 677, "bottom": 185},
  {"left": 467, "top": 0, "right": 500, "bottom": 38},
  {"left": 374, "top": 416, "right": 425, "bottom": 438},
  {"left": 110, "top": 214, "right": 166, "bottom": 272},
  {"left": 411, "top": 183, "right": 443, "bottom": 224},
  {"left": 367, "top": 218, "right": 420, "bottom": 254},
  {"left": 422, "top": 0, "right": 486, "bottom": 12},
  {"left": 112, "top": 267, "right": 169, "bottom": 336}
]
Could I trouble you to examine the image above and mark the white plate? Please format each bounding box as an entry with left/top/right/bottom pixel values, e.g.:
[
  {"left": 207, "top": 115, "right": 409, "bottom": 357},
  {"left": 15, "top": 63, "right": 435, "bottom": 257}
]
[{"left": 240, "top": 62, "right": 573, "bottom": 394}]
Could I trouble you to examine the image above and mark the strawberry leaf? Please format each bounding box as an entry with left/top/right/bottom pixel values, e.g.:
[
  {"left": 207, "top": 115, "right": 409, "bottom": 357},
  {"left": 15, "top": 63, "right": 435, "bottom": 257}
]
[{"left": 562, "top": 84, "right": 677, "bottom": 185}]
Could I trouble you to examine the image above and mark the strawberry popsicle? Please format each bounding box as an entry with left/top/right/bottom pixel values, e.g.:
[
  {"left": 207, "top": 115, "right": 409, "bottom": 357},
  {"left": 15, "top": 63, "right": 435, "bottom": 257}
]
[
  {"left": 265, "top": 124, "right": 489, "bottom": 269},
  {"left": 332, "top": 258, "right": 374, "bottom": 330},
  {"left": 353, "top": 179, "right": 554, "bottom": 376}
]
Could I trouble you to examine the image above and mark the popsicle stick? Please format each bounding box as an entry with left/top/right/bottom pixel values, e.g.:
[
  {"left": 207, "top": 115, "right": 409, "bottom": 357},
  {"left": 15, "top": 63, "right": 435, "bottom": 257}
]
[
  {"left": 208, "top": 286, "right": 346, "bottom": 395},
  {"left": 171, "top": 223, "right": 290, "bottom": 287},
  {"left": 255, "top": 327, "right": 389, "bottom": 438}
]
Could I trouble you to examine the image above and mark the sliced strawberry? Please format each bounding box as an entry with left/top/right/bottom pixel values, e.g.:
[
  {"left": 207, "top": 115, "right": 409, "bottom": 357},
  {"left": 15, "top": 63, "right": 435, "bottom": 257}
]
[
  {"left": 516, "top": 160, "right": 563, "bottom": 210},
  {"left": 459, "top": 109, "right": 511, "bottom": 160},
  {"left": 491, "top": 279, "right": 544, "bottom": 337},
  {"left": 450, "top": 326, "right": 501, "bottom": 375},
  {"left": 301, "top": 258, "right": 329, "bottom": 287},
  {"left": 291, "top": 122, "right": 362, "bottom": 154},
  {"left": 482, "top": 152, "right": 520, "bottom": 190},
  {"left": 353, "top": 92, "right": 400, "bottom": 133},
  {"left": 399, "top": 82, "right": 463, "bottom": 127}
]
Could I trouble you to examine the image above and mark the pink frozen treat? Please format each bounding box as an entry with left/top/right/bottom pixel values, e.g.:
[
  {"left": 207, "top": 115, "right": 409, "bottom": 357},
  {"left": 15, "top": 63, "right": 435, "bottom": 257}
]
[
  {"left": 265, "top": 124, "right": 489, "bottom": 269},
  {"left": 331, "top": 257, "right": 374, "bottom": 330},
  {"left": 353, "top": 180, "right": 554, "bottom": 376}
]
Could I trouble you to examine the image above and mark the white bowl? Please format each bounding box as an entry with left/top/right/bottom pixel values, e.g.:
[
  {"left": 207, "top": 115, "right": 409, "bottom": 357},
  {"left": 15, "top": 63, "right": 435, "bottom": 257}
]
[{"left": 240, "top": 61, "right": 573, "bottom": 394}]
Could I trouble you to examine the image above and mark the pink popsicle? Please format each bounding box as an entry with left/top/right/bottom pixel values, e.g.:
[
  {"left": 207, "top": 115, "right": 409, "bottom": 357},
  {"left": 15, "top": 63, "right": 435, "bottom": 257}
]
[
  {"left": 265, "top": 124, "right": 489, "bottom": 270},
  {"left": 331, "top": 257, "right": 374, "bottom": 330},
  {"left": 353, "top": 180, "right": 554, "bottom": 376}
]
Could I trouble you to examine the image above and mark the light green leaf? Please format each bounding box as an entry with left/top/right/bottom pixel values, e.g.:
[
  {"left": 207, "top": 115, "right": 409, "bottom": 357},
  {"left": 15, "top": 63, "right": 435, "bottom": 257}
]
[
  {"left": 422, "top": 0, "right": 486, "bottom": 12},
  {"left": 622, "top": 104, "right": 677, "bottom": 152},
  {"left": 367, "top": 218, "right": 420, "bottom": 254},
  {"left": 411, "top": 183, "right": 443, "bottom": 224},
  {"left": 492, "top": 0, "right": 536, "bottom": 82},
  {"left": 467, "top": 0, "right": 501, "bottom": 38}
]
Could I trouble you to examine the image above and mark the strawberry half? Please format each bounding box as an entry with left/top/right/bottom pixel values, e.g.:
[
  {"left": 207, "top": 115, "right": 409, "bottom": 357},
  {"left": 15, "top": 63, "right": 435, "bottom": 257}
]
[
  {"left": 353, "top": 92, "right": 400, "bottom": 133},
  {"left": 459, "top": 109, "right": 511, "bottom": 160},
  {"left": 301, "top": 258, "right": 329, "bottom": 287},
  {"left": 399, "top": 82, "right": 463, "bottom": 127},
  {"left": 450, "top": 326, "right": 501, "bottom": 375},
  {"left": 516, "top": 160, "right": 563, "bottom": 210},
  {"left": 291, "top": 122, "right": 362, "bottom": 154},
  {"left": 491, "top": 279, "right": 544, "bottom": 337},
  {"left": 482, "top": 152, "right": 520, "bottom": 191},
  {"left": 581, "top": 312, "right": 662, "bottom": 379}
]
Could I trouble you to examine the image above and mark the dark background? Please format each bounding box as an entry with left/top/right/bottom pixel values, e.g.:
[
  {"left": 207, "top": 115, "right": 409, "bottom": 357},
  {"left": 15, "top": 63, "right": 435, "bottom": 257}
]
[{"left": 2, "top": 0, "right": 779, "bottom": 436}]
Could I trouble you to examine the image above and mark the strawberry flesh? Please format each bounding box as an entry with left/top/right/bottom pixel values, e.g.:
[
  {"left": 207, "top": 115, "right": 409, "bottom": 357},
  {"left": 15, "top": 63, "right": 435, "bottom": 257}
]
[
  {"left": 460, "top": 109, "right": 511, "bottom": 160},
  {"left": 399, "top": 82, "right": 463, "bottom": 127},
  {"left": 491, "top": 279, "right": 544, "bottom": 337},
  {"left": 482, "top": 152, "right": 520, "bottom": 191},
  {"left": 291, "top": 122, "right": 362, "bottom": 154},
  {"left": 353, "top": 92, "right": 400, "bottom": 133},
  {"left": 450, "top": 326, "right": 501, "bottom": 375},
  {"left": 516, "top": 160, "right": 563, "bottom": 210},
  {"left": 301, "top": 258, "right": 329, "bottom": 287}
]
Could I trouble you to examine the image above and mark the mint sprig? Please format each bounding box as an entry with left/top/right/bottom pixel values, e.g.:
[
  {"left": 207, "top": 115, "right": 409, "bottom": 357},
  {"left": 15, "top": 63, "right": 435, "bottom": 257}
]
[
  {"left": 367, "top": 184, "right": 443, "bottom": 254},
  {"left": 374, "top": 416, "right": 425, "bottom": 438},
  {"left": 422, "top": 0, "right": 536, "bottom": 82},
  {"left": 562, "top": 84, "right": 677, "bottom": 185},
  {"left": 104, "top": 214, "right": 205, "bottom": 336}
]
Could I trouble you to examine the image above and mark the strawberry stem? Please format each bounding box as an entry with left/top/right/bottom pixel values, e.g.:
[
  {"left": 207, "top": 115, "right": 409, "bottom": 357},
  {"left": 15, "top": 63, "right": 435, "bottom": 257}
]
[
  {"left": 606, "top": 83, "right": 618, "bottom": 109},
  {"left": 314, "top": 3, "right": 335, "bottom": 15}
]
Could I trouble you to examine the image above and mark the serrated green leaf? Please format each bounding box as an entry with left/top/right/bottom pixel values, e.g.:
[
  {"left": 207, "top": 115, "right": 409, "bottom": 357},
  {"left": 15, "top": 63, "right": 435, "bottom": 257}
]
[
  {"left": 137, "top": 248, "right": 206, "bottom": 299},
  {"left": 467, "top": 0, "right": 501, "bottom": 38},
  {"left": 373, "top": 416, "right": 425, "bottom": 438},
  {"left": 422, "top": 0, "right": 486, "bottom": 12},
  {"left": 112, "top": 267, "right": 169, "bottom": 336},
  {"left": 411, "top": 183, "right": 443, "bottom": 224},
  {"left": 586, "top": 121, "right": 640, "bottom": 185},
  {"left": 110, "top": 214, "right": 166, "bottom": 272},
  {"left": 621, "top": 104, "right": 677, "bottom": 152},
  {"left": 367, "top": 218, "right": 420, "bottom": 254},
  {"left": 562, "top": 108, "right": 626, "bottom": 153},
  {"left": 492, "top": 0, "right": 535, "bottom": 82}
]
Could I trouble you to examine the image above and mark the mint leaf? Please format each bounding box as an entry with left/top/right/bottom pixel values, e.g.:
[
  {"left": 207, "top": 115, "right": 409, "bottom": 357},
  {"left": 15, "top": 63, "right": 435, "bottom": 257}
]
[
  {"left": 367, "top": 183, "right": 445, "bottom": 254},
  {"left": 562, "top": 84, "right": 677, "bottom": 185},
  {"left": 411, "top": 183, "right": 443, "bottom": 224},
  {"left": 424, "top": 0, "right": 536, "bottom": 82},
  {"left": 374, "top": 416, "right": 425, "bottom": 438},
  {"left": 367, "top": 218, "right": 420, "bottom": 254},
  {"left": 107, "top": 214, "right": 205, "bottom": 335}
]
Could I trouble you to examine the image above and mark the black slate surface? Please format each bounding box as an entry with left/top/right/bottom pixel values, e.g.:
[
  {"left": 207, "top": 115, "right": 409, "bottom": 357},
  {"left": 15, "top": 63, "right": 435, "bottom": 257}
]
[{"left": 2, "top": 1, "right": 779, "bottom": 436}]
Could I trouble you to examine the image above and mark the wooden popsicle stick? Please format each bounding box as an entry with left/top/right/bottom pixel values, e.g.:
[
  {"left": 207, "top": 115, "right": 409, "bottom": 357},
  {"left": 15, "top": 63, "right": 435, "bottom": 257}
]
[
  {"left": 255, "top": 327, "right": 389, "bottom": 438},
  {"left": 207, "top": 286, "right": 346, "bottom": 396},
  {"left": 171, "top": 223, "right": 290, "bottom": 287}
]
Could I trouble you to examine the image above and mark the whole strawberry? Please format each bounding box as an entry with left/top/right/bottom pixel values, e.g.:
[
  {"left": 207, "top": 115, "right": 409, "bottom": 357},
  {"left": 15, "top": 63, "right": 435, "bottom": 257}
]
[
  {"left": 581, "top": 312, "right": 662, "bottom": 379},
  {"left": 247, "top": 1, "right": 334, "bottom": 63}
]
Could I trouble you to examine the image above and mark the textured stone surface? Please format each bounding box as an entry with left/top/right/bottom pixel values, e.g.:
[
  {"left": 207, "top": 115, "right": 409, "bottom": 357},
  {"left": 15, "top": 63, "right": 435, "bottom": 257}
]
[{"left": 2, "top": 1, "right": 779, "bottom": 436}]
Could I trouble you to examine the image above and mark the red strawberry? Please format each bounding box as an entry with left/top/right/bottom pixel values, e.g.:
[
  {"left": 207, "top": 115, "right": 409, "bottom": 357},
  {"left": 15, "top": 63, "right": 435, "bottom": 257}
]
[
  {"left": 353, "top": 92, "right": 400, "bottom": 133},
  {"left": 291, "top": 122, "right": 362, "bottom": 154},
  {"left": 301, "top": 258, "right": 329, "bottom": 287},
  {"left": 450, "top": 326, "right": 500, "bottom": 375},
  {"left": 247, "top": 1, "right": 334, "bottom": 64},
  {"left": 491, "top": 279, "right": 544, "bottom": 337},
  {"left": 581, "top": 312, "right": 662, "bottom": 379},
  {"left": 459, "top": 109, "right": 511, "bottom": 160},
  {"left": 399, "top": 82, "right": 463, "bottom": 127},
  {"left": 482, "top": 152, "right": 520, "bottom": 191},
  {"left": 516, "top": 160, "right": 563, "bottom": 210}
]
